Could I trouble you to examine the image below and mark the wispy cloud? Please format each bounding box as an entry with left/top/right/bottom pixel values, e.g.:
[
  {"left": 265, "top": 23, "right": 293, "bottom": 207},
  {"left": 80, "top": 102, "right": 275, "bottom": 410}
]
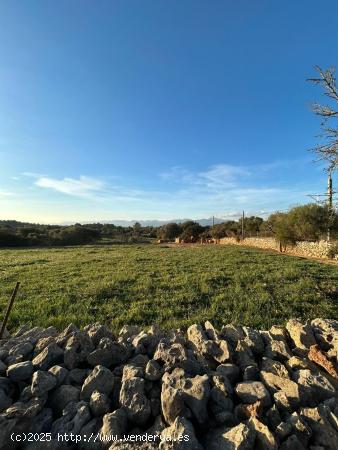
[
  {"left": 160, "top": 164, "right": 250, "bottom": 190},
  {"left": 160, "top": 161, "right": 304, "bottom": 192},
  {"left": 16, "top": 158, "right": 318, "bottom": 222},
  {"left": 23, "top": 171, "right": 46, "bottom": 178},
  {"left": 199, "top": 164, "right": 250, "bottom": 189},
  {"left": 0, "top": 190, "right": 14, "bottom": 197},
  {"left": 35, "top": 176, "right": 104, "bottom": 198}
]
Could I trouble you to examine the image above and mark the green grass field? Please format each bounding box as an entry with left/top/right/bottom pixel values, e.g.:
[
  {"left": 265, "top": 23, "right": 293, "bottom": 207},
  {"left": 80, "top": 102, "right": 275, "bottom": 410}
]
[{"left": 0, "top": 244, "right": 337, "bottom": 332}]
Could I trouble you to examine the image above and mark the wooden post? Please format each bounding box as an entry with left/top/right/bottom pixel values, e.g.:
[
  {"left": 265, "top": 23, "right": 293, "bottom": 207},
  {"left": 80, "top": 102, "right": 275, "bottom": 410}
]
[
  {"left": 0, "top": 282, "right": 20, "bottom": 339},
  {"left": 241, "top": 211, "right": 245, "bottom": 240}
]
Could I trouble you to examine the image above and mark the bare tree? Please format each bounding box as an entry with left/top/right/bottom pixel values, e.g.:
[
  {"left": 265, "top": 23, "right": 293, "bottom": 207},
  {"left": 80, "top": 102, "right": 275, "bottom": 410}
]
[
  {"left": 308, "top": 66, "right": 338, "bottom": 171},
  {"left": 307, "top": 66, "right": 338, "bottom": 240}
]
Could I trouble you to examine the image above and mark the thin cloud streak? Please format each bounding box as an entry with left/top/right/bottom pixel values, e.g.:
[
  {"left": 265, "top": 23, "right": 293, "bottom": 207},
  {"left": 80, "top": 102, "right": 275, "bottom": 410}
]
[
  {"left": 24, "top": 159, "right": 319, "bottom": 221},
  {"left": 35, "top": 176, "right": 104, "bottom": 198},
  {"left": 0, "top": 190, "right": 14, "bottom": 197}
]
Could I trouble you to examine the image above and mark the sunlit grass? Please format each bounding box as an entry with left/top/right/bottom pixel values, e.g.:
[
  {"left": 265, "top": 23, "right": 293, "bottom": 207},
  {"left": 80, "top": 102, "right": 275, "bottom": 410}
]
[{"left": 0, "top": 244, "right": 337, "bottom": 332}]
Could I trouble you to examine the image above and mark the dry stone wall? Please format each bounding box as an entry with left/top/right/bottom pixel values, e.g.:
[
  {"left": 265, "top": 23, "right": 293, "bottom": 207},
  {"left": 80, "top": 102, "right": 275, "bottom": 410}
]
[
  {"left": 219, "top": 237, "right": 337, "bottom": 260},
  {"left": 0, "top": 318, "right": 337, "bottom": 449}
]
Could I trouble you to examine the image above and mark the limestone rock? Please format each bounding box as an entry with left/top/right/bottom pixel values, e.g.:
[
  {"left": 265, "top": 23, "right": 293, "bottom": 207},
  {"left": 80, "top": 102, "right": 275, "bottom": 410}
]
[
  {"left": 293, "top": 369, "right": 335, "bottom": 403},
  {"left": 187, "top": 324, "right": 230, "bottom": 364},
  {"left": 161, "top": 368, "right": 210, "bottom": 425},
  {"left": 87, "top": 339, "right": 129, "bottom": 368},
  {"left": 300, "top": 404, "right": 338, "bottom": 449},
  {"left": 235, "top": 381, "right": 271, "bottom": 407},
  {"left": 308, "top": 345, "right": 338, "bottom": 379},
  {"left": 32, "top": 343, "right": 63, "bottom": 371},
  {"left": 63, "top": 331, "right": 94, "bottom": 369},
  {"left": 260, "top": 371, "right": 301, "bottom": 409},
  {"left": 90, "top": 390, "right": 111, "bottom": 417},
  {"left": 81, "top": 365, "right": 114, "bottom": 401},
  {"left": 101, "top": 408, "right": 127, "bottom": 443},
  {"left": 48, "top": 365, "right": 68, "bottom": 385},
  {"left": 287, "top": 412, "right": 312, "bottom": 447},
  {"left": 6, "top": 361, "right": 33, "bottom": 381},
  {"left": 216, "top": 363, "right": 240, "bottom": 384},
  {"left": 286, "top": 319, "right": 316, "bottom": 350},
  {"left": 205, "top": 422, "right": 256, "bottom": 450},
  {"left": 159, "top": 417, "right": 202, "bottom": 449},
  {"left": 145, "top": 359, "right": 163, "bottom": 381},
  {"left": 31, "top": 370, "right": 57, "bottom": 396},
  {"left": 84, "top": 323, "right": 114, "bottom": 346},
  {"left": 49, "top": 385, "right": 80, "bottom": 415},
  {"left": 119, "top": 377, "right": 151, "bottom": 426},
  {"left": 247, "top": 417, "right": 278, "bottom": 450}
]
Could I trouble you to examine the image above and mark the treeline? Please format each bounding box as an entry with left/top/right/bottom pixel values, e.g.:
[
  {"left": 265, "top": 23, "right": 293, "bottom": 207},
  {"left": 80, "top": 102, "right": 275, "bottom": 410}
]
[
  {"left": 157, "top": 204, "right": 338, "bottom": 244},
  {"left": 0, "top": 203, "right": 336, "bottom": 248},
  {"left": 0, "top": 221, "right": 157, "bottom": 247}
]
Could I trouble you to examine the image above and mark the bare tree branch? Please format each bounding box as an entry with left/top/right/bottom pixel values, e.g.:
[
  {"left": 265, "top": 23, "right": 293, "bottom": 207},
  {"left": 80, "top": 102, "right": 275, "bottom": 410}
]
[{"left": 308, "top": 66, "right": 338, "bottom": 171}]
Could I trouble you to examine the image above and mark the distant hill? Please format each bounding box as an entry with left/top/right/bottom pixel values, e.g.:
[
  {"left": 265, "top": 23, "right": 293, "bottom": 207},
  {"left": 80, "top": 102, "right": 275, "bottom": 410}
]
[
  {"left": 0, "top": 220, "right": 33, "bottom": 228},
  {"left": 0, "top": 216, "right": 246, "bottom": 228},
  {"left": 60, "top": 217, "right": 237, "bottom": 227}
]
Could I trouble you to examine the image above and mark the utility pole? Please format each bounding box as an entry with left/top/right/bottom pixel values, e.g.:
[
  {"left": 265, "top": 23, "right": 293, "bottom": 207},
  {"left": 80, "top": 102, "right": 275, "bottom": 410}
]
[
  {"left": 307, "top": 169, "right": 336, "bottom": 242},
  {"left": 327, "top": 170, "right": 333, "bottom": 242},
  {"left": 241, "top": 211, "right": 245, "bottom": 240}
]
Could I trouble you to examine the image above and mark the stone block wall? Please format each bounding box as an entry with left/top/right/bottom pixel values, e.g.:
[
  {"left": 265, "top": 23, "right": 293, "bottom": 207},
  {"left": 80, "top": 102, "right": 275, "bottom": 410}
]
[{"left": 219, "top": 237, "right": 337, "bottom": 260}]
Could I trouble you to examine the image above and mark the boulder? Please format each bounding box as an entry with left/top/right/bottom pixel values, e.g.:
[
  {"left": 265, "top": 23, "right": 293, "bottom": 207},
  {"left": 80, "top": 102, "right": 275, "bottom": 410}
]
[
  {"left": 243, "top": 327, "right": 265, "bottom": 355},
  {"left": 32, "top": 343, "right": 63, "bottom": 371},
  {"left": 260, "top": 371, "right": 301, "bottom": 409},
  {"left": 286, "top": 319, "right": 316, "bottom": 350},
  {"left": 100, "top": 408, "right": 127, "bottom": 444},
  {"left": 68, "top": 368, "right": 90, "bottom": 385},
  {"left": 287, "top": 412, "right": 312, "bottom": 447},
  {"left": 33, "top": 337, "right": 55, "bottom": 357},
  {"left": 299, "top": 404, "right": 338, "bottom": 449},
  {"left": 5, "top": 395, "right": 46, "bottom": 419},
  {"left": 235, "top": 381, "right": 271, "bottom": 407},
  {"left": 187, "top": 324, "right": 230, "bottom": 364},
  {"left": 205, "top": 422, "right": 256, "bottom": 450},
  {"left": 122, "top": 364, "right": 144, "bottom": 381},
  {"left": 6, "top": 361, "right": 33, "bottom": 381},
  {"left": 51, "top": 400, "right": 91, "bottom": 436},
  {"left": 221, "top": 324, "right": 245, "bottom": 345},
  {"left": 48, "top": 365, "right": 68, "bottom": 386},
  {"left": 119, "top": 377, "right": 151, "bottom": 426},
  {"left": 145, "top": 359, "right": 163, "bottom": 381},
  {"left": 308, "top": 345, "right": 338, "bottom": 379},
  {"left": 63, "top": 331, "right": 94, "bottom": 369},
  {"left": 49, "top": 385, "right": 80, "bottom": 415},
  {"left": 247, "top": 417, "right": 278, "bottom": 450},
  {"left": 210, "top": 375, "right": 234, "bottom": 419},
  {"left": 90, "top": 390, "right": 111, "bottom": 417},
  {"left": 84, "top": 323, "right": 114, "bottom": 346},
  {"left": 87, "top": 339, "right": 129, "bottom": 368},
  {"left": 216, "top": 363, "right": 240, "bottom": 384},
  {"left": 293, "top": 369, "right": 336, "bottom": 403},
  {"left": 161, "top": 368, "right": 210, "bottom": 425},
  {"left": 31, "top": 370, "right": 57, "bottom": 396},
  {"left": 159, "top": 417, "right": 202, "bottom": 449},
  {"left": 81, "top": 365, "right": 114, "bottom": 401}
]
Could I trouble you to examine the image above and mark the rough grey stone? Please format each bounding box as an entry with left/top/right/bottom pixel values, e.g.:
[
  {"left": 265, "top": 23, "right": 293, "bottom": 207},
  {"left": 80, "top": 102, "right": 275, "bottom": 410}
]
[
  {"left": 6, "top": 361, "right": 33, "bottom": 381},
  {"left": 81, "top": 365, "right": 114, "bottom": 401},
  {"left": 235, "top": 381, "right": 271, "bottom": 407}
]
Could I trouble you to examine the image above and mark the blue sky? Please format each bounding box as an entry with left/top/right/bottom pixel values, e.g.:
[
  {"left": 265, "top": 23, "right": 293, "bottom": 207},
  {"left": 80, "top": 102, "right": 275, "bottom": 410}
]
[{"left": 0, "top": 0, "right": 337, "bottom": 224}]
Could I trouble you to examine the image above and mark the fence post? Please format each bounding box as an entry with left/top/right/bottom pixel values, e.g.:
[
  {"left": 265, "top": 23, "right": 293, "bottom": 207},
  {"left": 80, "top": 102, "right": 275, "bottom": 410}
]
[{"left": 0, "top": 282, "right": 20, "bottom": 339}]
